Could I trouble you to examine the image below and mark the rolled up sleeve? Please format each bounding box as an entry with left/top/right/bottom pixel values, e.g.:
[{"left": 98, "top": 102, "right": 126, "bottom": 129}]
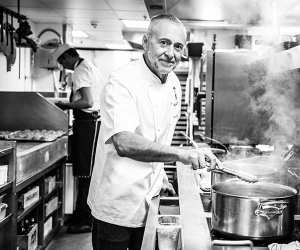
[{"left": 102, "top": 75, "right": 139, "bottom": 144}]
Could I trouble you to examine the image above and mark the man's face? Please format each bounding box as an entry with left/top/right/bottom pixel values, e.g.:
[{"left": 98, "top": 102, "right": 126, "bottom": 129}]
[{"left": 143, "top": 20, "right": 186, "bottom": 76}]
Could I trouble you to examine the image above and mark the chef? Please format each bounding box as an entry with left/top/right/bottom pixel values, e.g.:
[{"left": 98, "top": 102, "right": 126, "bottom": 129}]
[
  {"left": 53, "top": 44, "right": 105, "bottom": 233},
  {"left": 88, "top": 14, "right": 215, "bottom": 250}
]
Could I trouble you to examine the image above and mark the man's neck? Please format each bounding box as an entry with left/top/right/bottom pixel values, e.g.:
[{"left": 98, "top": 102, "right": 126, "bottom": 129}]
[
  {"left": 143, "top": 54, "right": 168, "bottom": 84},
  {"left": 73, "top": 57, "right": 83, "bottom": 69}
]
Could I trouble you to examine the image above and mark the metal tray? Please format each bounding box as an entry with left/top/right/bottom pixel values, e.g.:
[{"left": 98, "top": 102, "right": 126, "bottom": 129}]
[
  {"left": 1, "top": 130, "right": 65, "bottom": 142},
  {"left": 4, "top": 136, "right": 57, "bottom": 142}
]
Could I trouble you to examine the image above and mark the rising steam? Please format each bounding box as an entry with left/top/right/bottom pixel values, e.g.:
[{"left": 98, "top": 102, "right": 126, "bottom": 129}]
[{"left": 245, "top": 59, "right": 300, "bottom": 152}]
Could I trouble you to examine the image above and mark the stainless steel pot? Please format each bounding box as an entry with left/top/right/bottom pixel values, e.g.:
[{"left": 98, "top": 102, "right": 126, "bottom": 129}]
[{"left": 211, "top": 181, "right": 297, "bottom": 240}]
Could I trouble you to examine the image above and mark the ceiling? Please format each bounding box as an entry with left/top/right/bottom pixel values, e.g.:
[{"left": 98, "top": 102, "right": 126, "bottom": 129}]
[
  {"left": 0, "top": 0, "right": 149, "bottom": 48},
  {"left": 1, "top": 0, "right": 300, "bottom": 48}
]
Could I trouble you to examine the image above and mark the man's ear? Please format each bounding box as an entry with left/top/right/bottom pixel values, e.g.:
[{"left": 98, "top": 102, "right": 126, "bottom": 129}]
[{"left": 142, "top": 34, "right": 148, "bottom": 50}]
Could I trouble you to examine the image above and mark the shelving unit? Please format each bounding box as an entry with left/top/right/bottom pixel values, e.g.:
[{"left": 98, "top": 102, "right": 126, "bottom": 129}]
[
  {"left": 172, "top": 71, "right": 189, "bottom": 146},
  {"left": 16, "top": 159, "right": 65, "bottom": 250},
  {"left": 0, "top": 141, "right": 16, "bottom": 250}
]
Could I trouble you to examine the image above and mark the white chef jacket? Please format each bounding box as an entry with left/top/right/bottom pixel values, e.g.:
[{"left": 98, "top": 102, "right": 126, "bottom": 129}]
[
  {"left": 88, "top": 56, "right": 182, "bottom": 227},
  {"left": 71, "top": 59, "right": 105, "bottom": 113}
]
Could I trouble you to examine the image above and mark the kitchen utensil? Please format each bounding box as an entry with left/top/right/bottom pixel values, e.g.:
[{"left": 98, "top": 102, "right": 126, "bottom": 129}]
[
  {"left": 180, "top": 132, "right": 258, "bottom": 183},
  {"left": 5, "top": 12, "right": 8, "bottom": 47},
  {"left": 211, "top": 155, "right": 286, "bottom": 186},
  {"left": 0, "top": 10, "right": 3, "bottom": 44},
  {"left": 211, "top": 156, "right": 258, "bottom": 183},
  {"left": 212, "top": 180, "right": 297, "bottom": 240}
]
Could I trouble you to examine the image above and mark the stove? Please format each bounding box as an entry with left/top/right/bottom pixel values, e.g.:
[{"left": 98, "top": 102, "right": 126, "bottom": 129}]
[
  {"left": 210, "top": 230, "right": 294, "bottom": 249},
  {"left": 206, "top": 215, "right": 299, "bottom": 250}
]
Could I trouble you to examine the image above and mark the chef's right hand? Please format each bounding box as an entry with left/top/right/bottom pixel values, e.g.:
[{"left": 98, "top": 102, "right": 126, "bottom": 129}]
[
  {"left": 179, "top": 148, "right": 206, "bottom": 170},
  {"left": 179, "top": 148, "right": 217, "bottom": 170}
]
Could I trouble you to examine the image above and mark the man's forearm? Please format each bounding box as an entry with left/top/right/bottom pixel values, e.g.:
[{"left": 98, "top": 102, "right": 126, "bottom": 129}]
[
  {"left": 112, "top": 131, "right": 186, "bottom": 163},
  {"left": 57, "top": 99, "right": 92, "bottom": 110}
]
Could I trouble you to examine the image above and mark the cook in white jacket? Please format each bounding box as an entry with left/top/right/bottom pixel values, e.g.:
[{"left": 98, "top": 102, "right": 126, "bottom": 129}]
[{"left": 88, "top": 14, "right": 214, "bottom": 250}]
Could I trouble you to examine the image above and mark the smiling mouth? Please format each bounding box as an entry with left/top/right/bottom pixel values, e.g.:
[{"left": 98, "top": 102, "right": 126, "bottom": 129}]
[{"left": 160, "top": 60, "right": 175, "bottom": 66}]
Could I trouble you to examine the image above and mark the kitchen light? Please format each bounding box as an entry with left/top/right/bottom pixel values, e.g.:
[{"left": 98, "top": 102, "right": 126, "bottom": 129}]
[
  {"left": 105, "top": 40, "right": 132, "bottom": 50},
  {"left": 184, "top": 20, "right": 244, "bottom": 29},
  {"left": 199, "top": 0, "right": 223, "bottom": 21},
  {"left": 248, "top": 26, "right": 300, "bottom": 36},
  {"left": 71, "top": 30, "right": 88, "bottom": 38},
  {"left": 121, "top": 20, "right": 150, "bottom": 29}
]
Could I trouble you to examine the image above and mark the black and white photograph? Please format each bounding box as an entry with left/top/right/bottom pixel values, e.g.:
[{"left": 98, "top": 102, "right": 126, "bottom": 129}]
[{"left": 0, "top": 0, "right": 300, "bottom": 249}]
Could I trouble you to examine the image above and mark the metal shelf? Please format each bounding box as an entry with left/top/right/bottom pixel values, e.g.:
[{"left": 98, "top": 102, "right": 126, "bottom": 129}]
[
  {"left": 0, "top": 145, "right": 13, "bottom": 157},
  {"left": 16, "top": 161, "right": 63, "bottom": 192},
  {"left": 44, "top": 186, "right": 60, "bottom": 201},
  {"left": 0, "top": 181, "right": 13, "bottom": 193},
  {"left": 0, "top": 213, "right": 12, "bottom": 229},
  {"left": 17, "top": 198, "right": 42, "bottom": 222},
  {"left": 44, "top": 203, "right": 62, "bottom": 221}
]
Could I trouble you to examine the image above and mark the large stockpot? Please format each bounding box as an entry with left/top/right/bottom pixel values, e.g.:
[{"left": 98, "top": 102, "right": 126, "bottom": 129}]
[{"left": 211, "top": 181, "right": 297, "bottom": 240}]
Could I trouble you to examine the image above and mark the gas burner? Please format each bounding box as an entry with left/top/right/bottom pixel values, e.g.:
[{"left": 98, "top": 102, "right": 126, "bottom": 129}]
[{"left": 211, "top": 230, "right": 295, "bottom": 247}]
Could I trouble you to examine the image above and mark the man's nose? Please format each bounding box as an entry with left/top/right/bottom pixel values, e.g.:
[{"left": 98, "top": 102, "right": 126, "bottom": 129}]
[{"left": 165, "top": 46, "right": 175, "bottom": 59}]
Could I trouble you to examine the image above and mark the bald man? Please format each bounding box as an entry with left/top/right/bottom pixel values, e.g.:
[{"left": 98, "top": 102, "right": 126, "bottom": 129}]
[{"left": 88, "top": 14, "right": 214, "bottom": 250}]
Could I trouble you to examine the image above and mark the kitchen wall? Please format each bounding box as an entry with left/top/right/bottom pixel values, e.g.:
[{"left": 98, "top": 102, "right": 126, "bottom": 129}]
[
  {"left": 191, "top": 28, "right": 244, "bottom": 49},
  {"left": 78, "top": 49, "right": 142, "bottom": 82},
  {"left": 0, "top": 22, "right": 242, "bottom": 91},
  {"left": 0, "top": 22, "right": 62, "bottom": 92},
  {"left": 31, "top": 23, "right": 63, "bottom": 92},
  {"left": 0, "top": 48, "right": 32, "bottom": 91}
]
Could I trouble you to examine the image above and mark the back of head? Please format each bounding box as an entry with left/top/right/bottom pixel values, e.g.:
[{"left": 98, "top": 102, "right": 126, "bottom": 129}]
[{"left": 53, "top": 44, "right": 79, "bottom": 61}]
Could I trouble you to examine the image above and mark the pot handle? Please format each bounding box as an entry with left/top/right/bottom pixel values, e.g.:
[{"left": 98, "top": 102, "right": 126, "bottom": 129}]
[
  {"left": 255, "top": 200, "right": 288, "bottom": 220},
  {"left": 212, "top": 240, "right": 253, "bottom": 249}
]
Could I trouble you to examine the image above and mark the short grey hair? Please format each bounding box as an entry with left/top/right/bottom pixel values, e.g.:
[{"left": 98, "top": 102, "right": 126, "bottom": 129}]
[{"left": 147, "top": 14, "right": 186, "bottom": 38}]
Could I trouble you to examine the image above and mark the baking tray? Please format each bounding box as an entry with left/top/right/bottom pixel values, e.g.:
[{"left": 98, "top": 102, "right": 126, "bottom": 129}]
[{"left": 0, "top": 130, "right": 65, "bottom": 142}]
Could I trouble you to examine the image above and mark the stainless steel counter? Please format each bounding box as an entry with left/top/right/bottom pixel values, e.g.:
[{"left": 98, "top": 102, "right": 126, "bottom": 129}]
[
  {"left": 15, "top": 136, "right": 68, "bottom": 185},
  {"left": 142, "top": 164, "right": 211, "bottom": 250},
  {"left": 142, "top": 164, "right": 269, "bottom": 250}
]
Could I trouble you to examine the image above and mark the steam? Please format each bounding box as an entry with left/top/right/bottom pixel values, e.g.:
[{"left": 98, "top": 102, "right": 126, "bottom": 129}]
[
  {"left": 245, "top": 59, "right": 300, "bottom": 152},
  {"left": 220, "top": 0, "right": 295, "bottom": 27},
  {"left": 227, "top": 0, "right": 300, "bottom": 152},
  {"left": 221, "top": 0, "right": 265, "bottom": 26}
]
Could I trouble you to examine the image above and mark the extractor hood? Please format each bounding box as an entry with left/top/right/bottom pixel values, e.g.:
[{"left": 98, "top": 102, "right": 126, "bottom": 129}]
[
  {"left": 144, "top": 0, "right": 300, "bottom": 28},
  {"left": 144, "top": 0, "right": 262, "bottom": 25}
]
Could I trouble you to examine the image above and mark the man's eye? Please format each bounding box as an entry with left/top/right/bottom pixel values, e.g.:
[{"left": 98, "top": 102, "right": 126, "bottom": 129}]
[
  {"left": 174, "top": 44, "right": 183, "bottom": 51},
  {"left": 160, "top": 40, "right": 169, "bottom": 47}
]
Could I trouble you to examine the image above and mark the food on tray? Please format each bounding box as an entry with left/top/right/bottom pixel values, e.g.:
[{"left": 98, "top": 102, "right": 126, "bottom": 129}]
[
  {"left": 2, "top": 129, "right": 65, "bottom": 141},
  {"left": 0, "top": 131, "right": 12, "bottom": 139}
]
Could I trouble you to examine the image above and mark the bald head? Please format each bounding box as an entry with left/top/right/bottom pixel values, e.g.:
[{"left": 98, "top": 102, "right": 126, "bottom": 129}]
[{"left": 147, "top": 14, "right": 186, "bottom": 39}]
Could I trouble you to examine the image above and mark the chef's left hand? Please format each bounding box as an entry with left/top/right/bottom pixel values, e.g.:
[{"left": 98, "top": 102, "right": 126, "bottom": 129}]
[{"left": 160, "top": 182, "right": 176, "bottom": 196}]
